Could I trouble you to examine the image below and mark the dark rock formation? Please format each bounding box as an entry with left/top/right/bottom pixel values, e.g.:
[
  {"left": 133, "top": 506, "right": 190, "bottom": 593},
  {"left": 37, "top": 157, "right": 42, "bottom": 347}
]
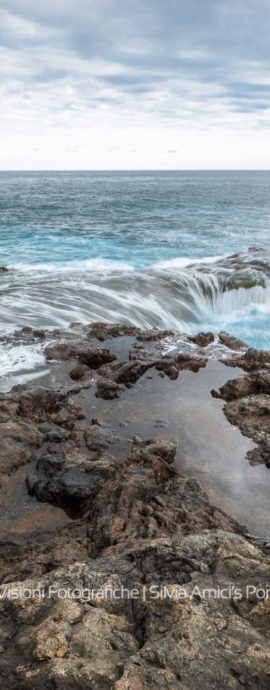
[
  {"left": 156, "top": 352, "right": 207, "bottom": 379},
  {"left": 213, "top": 366, "right": 270, "bottom": 467},
  {"left": 189, "top": 331, "right": 214, "bottom": 347},
  {"left": 223, "top": 348, "right": 270, "bottom": 372},
  {"left": 212, "top": 371, "right": 270, "bottom": 402},
  {"left": 45, "top": 341, "right": 116, "bottom": 368},
  {"left": 136, "top": 328, "right": 175, "bottom": 341},
  {"left": 218, "top": 331, "right": 248, "bottom": 351},
  {"left": 0, "top": 417, "right": 42, "bottom": 475},
  {"left": 85, "top": 322, "right": 140, "bottom": 340},
  {"left": 1, "top": 325, "right": 270, "bottom": 689},
  {"left": 1, "top": 532, "right": 270, "bottom": 689},
  {"left": 96, "top": 377, "right": 120, "bottom": 399}
]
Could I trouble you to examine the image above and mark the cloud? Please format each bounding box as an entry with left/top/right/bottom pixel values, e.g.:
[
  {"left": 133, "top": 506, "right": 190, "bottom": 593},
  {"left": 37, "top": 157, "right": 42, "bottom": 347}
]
[{"left": 0, "top": 0, "right": 269, "bottom": 168}]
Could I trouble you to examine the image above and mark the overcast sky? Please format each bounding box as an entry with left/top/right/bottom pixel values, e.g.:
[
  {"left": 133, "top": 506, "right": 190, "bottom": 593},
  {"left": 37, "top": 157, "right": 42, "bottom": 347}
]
[{"left": 0, "top": 0, "right": 270, "bottom": 169}]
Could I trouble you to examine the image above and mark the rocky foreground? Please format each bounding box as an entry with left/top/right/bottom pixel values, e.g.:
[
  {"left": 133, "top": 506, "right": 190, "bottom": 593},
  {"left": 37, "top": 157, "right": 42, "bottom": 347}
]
[{"left": 0, "top": 323, "right": 270, "bottom": 689}]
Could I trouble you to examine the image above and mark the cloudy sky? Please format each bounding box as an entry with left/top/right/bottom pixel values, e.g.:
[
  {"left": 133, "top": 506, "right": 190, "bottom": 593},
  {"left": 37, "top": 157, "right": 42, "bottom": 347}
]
[{"left": 0, "top": 0, "right": 270, "bottom": 169}]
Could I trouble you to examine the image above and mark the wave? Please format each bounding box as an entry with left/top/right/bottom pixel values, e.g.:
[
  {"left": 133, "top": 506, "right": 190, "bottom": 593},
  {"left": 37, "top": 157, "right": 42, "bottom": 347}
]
[
  {"left": 153, "top": 254, "right": 226, "bottom": 270},
  {"left": 0, "top": 339, "right": 47, "bottom": 391},
  {"left": 0, "top": 248, "right": 270, "bottom": 363},
  {"left": 9, "top": 258, "right": 134, "bottom": 273}
]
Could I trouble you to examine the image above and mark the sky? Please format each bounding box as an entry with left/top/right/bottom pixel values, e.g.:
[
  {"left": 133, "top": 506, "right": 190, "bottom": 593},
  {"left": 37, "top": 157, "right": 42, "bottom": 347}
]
[{"left": 0, "top": 0, "right": 270, "bottom": 170}]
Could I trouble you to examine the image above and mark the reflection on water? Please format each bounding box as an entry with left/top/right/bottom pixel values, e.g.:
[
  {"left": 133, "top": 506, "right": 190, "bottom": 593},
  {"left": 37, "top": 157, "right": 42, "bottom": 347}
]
[
  {"left": 2, "top": 357, "right": 270, "bottom": 540},
  {"left": 84, "top": 359, "right": 270, "bottom": 538}
]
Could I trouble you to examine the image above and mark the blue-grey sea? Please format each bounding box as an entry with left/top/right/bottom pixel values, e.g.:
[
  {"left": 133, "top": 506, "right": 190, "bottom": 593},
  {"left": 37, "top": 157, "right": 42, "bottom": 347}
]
[{"left": 0, "top": 171, "right": 269, "bottom": 384}]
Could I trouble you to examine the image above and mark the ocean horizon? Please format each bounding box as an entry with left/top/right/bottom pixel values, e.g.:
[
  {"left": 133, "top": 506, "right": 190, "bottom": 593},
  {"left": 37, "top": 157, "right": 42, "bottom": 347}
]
[{"left": 0, "top": 170, "right": 269, "bottom": 387}]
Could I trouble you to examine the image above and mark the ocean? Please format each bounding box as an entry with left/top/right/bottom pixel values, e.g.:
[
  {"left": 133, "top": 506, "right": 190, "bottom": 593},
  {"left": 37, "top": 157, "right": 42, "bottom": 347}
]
[{"left": 0, "top": 171, "right": 269, "bottom": 386}]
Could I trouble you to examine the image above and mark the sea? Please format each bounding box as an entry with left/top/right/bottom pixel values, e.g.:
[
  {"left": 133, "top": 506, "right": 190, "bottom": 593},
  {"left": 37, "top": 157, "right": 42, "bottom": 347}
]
[{"left": 0, "top": 170, "right": 269, "bottom": 387}]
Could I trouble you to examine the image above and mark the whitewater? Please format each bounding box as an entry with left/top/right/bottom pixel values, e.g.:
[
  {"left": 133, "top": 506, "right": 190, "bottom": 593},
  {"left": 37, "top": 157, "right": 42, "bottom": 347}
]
[{"left": 0, "top": 171, "right": 269, "bottom": 387}]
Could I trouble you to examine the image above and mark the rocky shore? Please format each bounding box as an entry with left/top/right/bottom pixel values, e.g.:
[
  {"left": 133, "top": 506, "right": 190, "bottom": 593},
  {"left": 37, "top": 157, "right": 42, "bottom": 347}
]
[{"left": 0, "top": 323, "right": 270, "bottom": 689}]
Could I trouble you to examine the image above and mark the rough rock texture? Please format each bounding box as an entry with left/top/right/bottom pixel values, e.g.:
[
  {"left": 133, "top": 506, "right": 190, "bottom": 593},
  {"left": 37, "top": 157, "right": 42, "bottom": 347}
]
[
  {"left": 218, "top": 331, "right": 248, "bottom": 351},
  {"left": 96, "top": 378, "right": 120, "bottom": 400},
  {"left": 189, "top": 331, "right": 214, "bottom": 347},
  {"left": 213, "top": 363, "right": 270, "bottom": 467},
  {"left": 95, "top": 350, "right": 206, "bottom": 398},
  {"left": 223, "top": 348, "right": 270, "bottom": 372},
  {"left": 84, "top": 322, "right": 140, "bottom": 340},
  {"left": 155, "top": 353, "right": 207, "bottom": 380},
  {"left": 136, "top": 328, "right": 175, "bottom": 342},
  {"left": 1, "top": 532, "right": 270, "bottom": 689},
  {"left": 45, "top": 340, "right": 116, "bottom": 368},
  {"left": 0, "top": 417, "right": 42, "bottom": 475},
  {"left": 1, "top": 324, "right": 270, "bottom": 689},
  {"left": 26, "top": 421, "right": 237, "bottom": 550}
]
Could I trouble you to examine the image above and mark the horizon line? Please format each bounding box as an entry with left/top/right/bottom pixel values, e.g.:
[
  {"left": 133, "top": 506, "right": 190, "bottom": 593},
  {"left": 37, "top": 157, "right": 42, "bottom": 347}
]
[{"left": 0, "top": 169, "right": 270, "bottom": 173}]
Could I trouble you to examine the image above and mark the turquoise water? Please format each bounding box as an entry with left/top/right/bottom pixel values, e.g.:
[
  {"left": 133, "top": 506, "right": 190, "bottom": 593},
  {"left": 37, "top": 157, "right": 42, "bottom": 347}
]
[
  {"left": 1, "top": 171, "right": 270, "bottom": 268},
  {"left": 0, "top": 171, "right": 269, "bottom": 382}
]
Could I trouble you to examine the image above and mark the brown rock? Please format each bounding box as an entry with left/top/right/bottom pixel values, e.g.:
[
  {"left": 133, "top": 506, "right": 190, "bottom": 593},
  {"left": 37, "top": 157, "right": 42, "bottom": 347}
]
[
  {"left": 189, "top": 331, "right": 215, "bottom": 347},
  {"left": 136, "top": 328, "right": 175, "bottom": 342},
  {"left": 0, "top": 418, "right": 42, "bottom": 474},
  {"left": 45, "top": 341, "right": 116, "bottom": 368},
  {"left": 218, "top": 331, "right": 248, "bottom": 350},
  {"left": 96, "top": 378, "right": 120, "bottom": 400},
  {"left": 223, "top": 348, "right": 270, "bottom": 372},
  {"left": 114, "top": 360, "right": 155, "bottom": 385},
  {"left": 156, "top": 353, "right": 207, "bottom": 379},
  {"left": 85, "top": 322, "right": 139, "bottom": 340},
  {"left": 69, "top": 364, "right": 91, "bottom": 381}
]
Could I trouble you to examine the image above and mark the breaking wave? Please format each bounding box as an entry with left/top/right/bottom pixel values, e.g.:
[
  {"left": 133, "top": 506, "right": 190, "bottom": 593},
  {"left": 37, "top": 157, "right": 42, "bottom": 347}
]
[{"left": 0, "top": 247, "right": 269, "bottom": 386}]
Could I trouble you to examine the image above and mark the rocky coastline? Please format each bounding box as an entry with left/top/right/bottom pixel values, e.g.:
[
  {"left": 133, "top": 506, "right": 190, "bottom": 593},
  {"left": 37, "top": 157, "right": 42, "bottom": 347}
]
[{"left": 0, "top": 323, "right": 270, "bottom": 689}]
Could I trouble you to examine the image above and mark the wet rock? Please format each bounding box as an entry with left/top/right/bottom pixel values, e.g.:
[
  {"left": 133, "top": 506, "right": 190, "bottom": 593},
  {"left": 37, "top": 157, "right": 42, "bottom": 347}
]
[
  {"left": 156, "top": 353, "right": 207, "bottom": 379},
  {"left": 17, "top": 387, "right": 67, "bottom": 422},
  {"left": 45, "top": 341, "right": 78, "bottom": 361},
  {"left": 137, "top": 439, "right": 177, "bottom": 464},
  {"left": 113, "top": 360, "right": 156, "bottom": 385},
  {"left": 45, "top": 340, "right": 116, "bottom": 369},
  {"left": 14, "top": 326, "right": 46, "bottom": 341},
  {"left": 218, "top": 330, "right": 248, "bottom": 351},
  {"left": 78, "top": 346, "right": 116, "bottom": 369},
  {"left": 27, "top": 455, "right": 118, "bottom": 509},
  {"left": 0, "top": 327, "right": 54, "bottom": 347},
  {"left": 247, "top": 444, "right": 270, "bottom": 467},
  {"left": 223, "top": 348, "right": 270, "bottom": 372},
  {"left": 96, "top": 377, "right": 120, "bottom": 400},
  {"left": 85, "top": 322, "right": 139, "bottom": 340},
  {"left": 37, "top": 452, "right": 64, "bottom": 476},
  {"left": 2, "top": 326, "right": 270, "bottom": 688},
  {"left": 86, "top": 452, "right": 239, "bottom": 556},
  {"left": 0, "top": 419, "right": 42, "bottom": 474},
  {"left": 213, "top": 370, "right": 270, "bottom": 467},
  {"left": 189, "top": 331, "right": 215, "bottom": 347},
  {"left": 69, "top": 364, "right": 91, "bottom": 382},
  {"left": 212, "top": 371, "right": 270, "bottom": 402},
  {"left": 42, "top": 425, "right": 70, "bottom": 443},
  {"left": 84, "top": 421, "right": 121, "bottom": 453},
  {"left": 129, "top": 343, "right": 154, "bottom": 361},
  {"left": 225, "top": 395, "right": 270, "bottom": 446},
  {"left": 136, "top": 328, "right": 175, "bottom": 341}
]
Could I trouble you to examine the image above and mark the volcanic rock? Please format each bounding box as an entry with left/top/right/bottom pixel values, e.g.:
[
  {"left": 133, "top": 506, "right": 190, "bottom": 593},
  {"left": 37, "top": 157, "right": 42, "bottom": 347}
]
[
  {"left": 218, "top": 331, "right": 248, "bottom": 350},
  {"left": 45, "top": 341, "right": 116, "bottom": 368},
  {"left": 189, "top": 331, "right": 215, "bottom": 347}
]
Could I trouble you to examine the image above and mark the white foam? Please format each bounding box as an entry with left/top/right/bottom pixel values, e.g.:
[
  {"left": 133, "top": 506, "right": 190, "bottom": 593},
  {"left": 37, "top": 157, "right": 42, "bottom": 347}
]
[
  {"left": 9, "top": 258, "right": 134, "bottom": 273},
  {"left": 153, "top": 254, "right": 226, "bottom": 270},
  {"left": 0, "top": 342, "right": 45, "bottom": 378}
]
